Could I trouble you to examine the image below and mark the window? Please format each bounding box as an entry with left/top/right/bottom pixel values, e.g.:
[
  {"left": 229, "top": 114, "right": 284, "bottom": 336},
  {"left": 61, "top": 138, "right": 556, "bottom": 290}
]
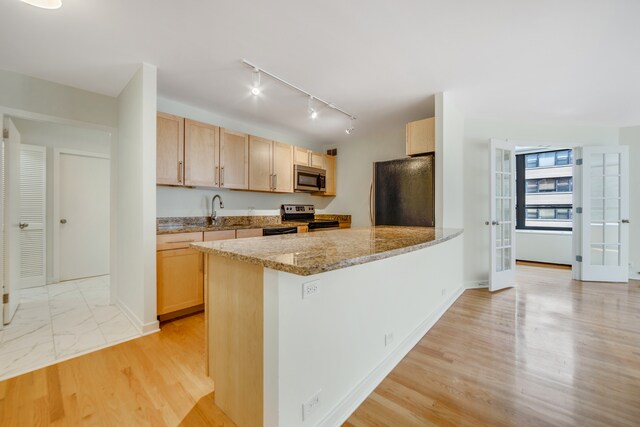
[
  {"left": 524, "top": 150, "right": 574, "bottom": 169},
  {"left": 516, "top": 148, "right": 573, "bottom": 231},
  {"left": 538, "top": 178, "right": 556, "bottom": 192},
  {"left": 556, "top": 177, "right": 572, "bottom": 192}
]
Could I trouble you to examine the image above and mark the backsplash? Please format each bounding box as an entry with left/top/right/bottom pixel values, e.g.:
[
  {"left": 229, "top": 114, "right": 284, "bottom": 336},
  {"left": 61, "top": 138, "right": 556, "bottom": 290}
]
[{"left": 156, "top": 185, "right": 334, "bottom": 218}]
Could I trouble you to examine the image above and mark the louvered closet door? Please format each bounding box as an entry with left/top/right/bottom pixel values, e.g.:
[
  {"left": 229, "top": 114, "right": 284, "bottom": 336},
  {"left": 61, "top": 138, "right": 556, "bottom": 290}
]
[{"left": 19, "top": 144, "right": 46, "bottom": 288}]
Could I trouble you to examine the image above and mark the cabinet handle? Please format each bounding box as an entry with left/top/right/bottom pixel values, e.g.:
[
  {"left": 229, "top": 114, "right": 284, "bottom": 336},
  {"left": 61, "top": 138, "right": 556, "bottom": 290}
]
[
  {"left": 221, "top": 167, "right": 225, "bottom": 186},
  {"left": 215, "top": 166, "right": 219, "bottom": 186},
  {"left": 273, "top": 174, "right": 277, "bottom": 190},
  {"left": 178, "top": 161, "right": 183, "bottom": 183}
]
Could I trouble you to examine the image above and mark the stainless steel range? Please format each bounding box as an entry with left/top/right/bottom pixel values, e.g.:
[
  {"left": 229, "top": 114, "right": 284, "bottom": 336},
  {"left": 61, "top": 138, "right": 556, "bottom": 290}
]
[{"left": 281, "top": 204, "right": 340, "bottom": 231}]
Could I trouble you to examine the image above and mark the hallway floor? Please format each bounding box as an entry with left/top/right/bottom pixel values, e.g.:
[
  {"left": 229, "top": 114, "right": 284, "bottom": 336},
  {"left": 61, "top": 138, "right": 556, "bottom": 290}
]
[{"left": 0, "top": 276, "right": 140, "bottom": 381}]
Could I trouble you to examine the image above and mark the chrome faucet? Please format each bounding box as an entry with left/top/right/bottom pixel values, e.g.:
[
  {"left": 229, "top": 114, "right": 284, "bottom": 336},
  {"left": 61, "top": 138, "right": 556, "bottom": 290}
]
[{"left": 211, "top": 194, "right": 224, "bottom": 223}]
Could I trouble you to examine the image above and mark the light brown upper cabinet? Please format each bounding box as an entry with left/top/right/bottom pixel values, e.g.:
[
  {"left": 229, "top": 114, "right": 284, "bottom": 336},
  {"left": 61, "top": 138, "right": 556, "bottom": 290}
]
[
  {"left": 406, "top": 117, "right": 435, "bottom": 156},
  {"left": 249, "top": 137, "right": 294, "bottom": 193},
  {"left": 294, "top": 147, "right": 326, "bottom": 169},
  {"left": 323, "top": 154, "right": 337, "bottom": 196},
  {"left": 184, "top": 119, "right": 218, "bottom": 187},
  {"left": 219, "top": 128, "right": 249, "bottom": 190},
  {"left": 294, "top": 146, "right": 311, "bottom": 166},
  {"left": 248, "top": 136, "right": 273, "bottom": 192},
  {"left": 310, "top": 151, "right": 325, "bottom": 169},
  {"left": 272, "top": 141, "right": 294, "bottom": 193},
  {"left": 157, "top": 112, "right": 185, "bottom": 185}
]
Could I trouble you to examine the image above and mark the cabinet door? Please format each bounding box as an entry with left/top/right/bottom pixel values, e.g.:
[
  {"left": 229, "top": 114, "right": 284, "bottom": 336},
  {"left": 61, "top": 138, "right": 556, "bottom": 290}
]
[
  {"left": 236, "top": 228, "right": 263, "bottom": 238},
  {"left": 203, "top": 230, "right": 236, "bottom": 241},
  {"left": 272, "top": 142, "right": 294, "bottom": 193},
  {"left": 185, "top": 119, "right": 218, "bottom": 187},
  {"left": 310, "top": 151, "right": 325, "bottom": 169},
  {"left": 248, "top": 136, "right": 273, "bottom": 192},
  {"left": 294, "top": 147, "right": 311, "bottom": 166},
  {"left": 157, "top": 112, "right": 184, "bottom": 185},
  {"left": 324, "top": 154, "right": 337, "bottom": 196},
  {"left": 220, "top": 128, "right": 249, "bottom": 190},
  {"left": 406, "top": 117, "right": 435, "bottom": 156},
  {"left": 157, "top": 248, "right": 203, "bottom": 315}
]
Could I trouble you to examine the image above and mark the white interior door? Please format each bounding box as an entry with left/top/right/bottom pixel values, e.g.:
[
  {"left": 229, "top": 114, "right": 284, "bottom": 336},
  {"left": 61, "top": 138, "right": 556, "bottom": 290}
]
[
  {"left": 489, "top": 139, "right": 516, "bottom": 291},
  {"left": 4, "top": 119, "right": 22, "bottom": 324},
  {"left": 575, "top": 146, "right": 629, "bottom": 282},
  {"left": 57, "top": 151, "right": 110, "bottom": 282},
  {"left": 19, "top": 144, "right": 47, "bottom": 289}
]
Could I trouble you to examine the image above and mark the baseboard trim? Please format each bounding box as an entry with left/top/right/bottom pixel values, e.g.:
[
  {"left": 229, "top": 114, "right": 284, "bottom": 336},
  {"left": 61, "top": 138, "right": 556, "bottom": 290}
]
[
  {"left": 465, "top": 280, "right": 488, "bottom": 289},
  {"left": 318, "top": 285, "right": 465, "bottom": 427},
  {"left": 116, "top": 300, "right": 160, "bottom": 336}
]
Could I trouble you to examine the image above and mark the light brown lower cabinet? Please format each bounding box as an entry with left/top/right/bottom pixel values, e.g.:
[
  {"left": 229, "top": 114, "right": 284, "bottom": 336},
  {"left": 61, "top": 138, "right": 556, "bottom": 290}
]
[
  {"left": 157, "top": 247, "right": 204, "bottom": 317},
  {"left": 236, "top": 228, "right": 263, "bottom": 238}
]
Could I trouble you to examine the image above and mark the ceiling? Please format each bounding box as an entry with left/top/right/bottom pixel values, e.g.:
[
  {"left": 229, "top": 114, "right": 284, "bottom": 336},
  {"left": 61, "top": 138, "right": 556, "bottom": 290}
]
[{"left": 1, "top": 0, "right": 639, "bottom": 143}]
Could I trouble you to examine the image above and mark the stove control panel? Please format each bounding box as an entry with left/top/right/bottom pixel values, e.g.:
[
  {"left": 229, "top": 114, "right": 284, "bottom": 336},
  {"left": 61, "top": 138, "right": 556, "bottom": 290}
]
[{"left": 282, "top": 204, "right": 315, "bottom": 214}]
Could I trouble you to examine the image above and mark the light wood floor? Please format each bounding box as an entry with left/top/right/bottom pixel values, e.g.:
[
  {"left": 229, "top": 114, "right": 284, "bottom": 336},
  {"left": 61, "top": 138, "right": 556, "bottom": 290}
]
[
  {"left": 345, "top": 266, "right": 640, "bottom": 427},
  {"left": 1, "top": 266, "right": 638, "bottom": 426}
]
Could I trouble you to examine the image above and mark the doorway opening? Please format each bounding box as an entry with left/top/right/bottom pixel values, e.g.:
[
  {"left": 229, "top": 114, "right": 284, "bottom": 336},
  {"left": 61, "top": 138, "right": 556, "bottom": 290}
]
[
  {"left": 0, "top": 117, "right": 138, "bottom": 381},
  {"left": 515, "top": 146, "right": 574, "bottom": 269}
]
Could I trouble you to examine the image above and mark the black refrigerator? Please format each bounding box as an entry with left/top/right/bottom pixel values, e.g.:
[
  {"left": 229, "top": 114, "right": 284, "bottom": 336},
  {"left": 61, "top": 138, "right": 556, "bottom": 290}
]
[{"left": 372, "top": 155, "right": 435, "bottom": 226}]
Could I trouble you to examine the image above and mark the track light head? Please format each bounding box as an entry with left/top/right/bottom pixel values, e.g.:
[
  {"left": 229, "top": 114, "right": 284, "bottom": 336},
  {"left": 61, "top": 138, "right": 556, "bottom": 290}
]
[
  {"left": 307, "top": 96, "right": 318, "bottom": 119},
  {"left": 251, "top": 68, "right": 261, "bottom": 96},
  {"left": 345, "top": 117, "right": 355, "bottom": 134}
]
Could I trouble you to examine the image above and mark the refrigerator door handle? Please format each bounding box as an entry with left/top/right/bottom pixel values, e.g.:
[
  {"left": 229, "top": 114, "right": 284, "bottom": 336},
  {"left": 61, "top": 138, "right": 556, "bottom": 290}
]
[{"left": 369, "top": 181, "right": 374, "bottom": 225}]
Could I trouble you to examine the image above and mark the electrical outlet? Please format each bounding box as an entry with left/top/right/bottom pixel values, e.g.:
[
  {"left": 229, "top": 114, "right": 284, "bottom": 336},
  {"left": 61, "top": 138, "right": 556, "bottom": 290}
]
[
  {"left": 385, "top": 332, "right": 394, "bottom": 347},
  {"left": 441, "top": 288, "right": 447, "bottom": 296},
  {"left": 302, "top": 280, "right": 319, "bottom": 299},
  {"left": 302, "top": 390, "right": 321, "bottom": 421}
]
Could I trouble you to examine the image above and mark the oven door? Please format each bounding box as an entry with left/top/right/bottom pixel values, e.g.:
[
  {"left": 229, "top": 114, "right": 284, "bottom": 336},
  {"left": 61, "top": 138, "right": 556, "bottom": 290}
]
[{"left": 294, "top": 165, "right": 326, "bottom": 192}]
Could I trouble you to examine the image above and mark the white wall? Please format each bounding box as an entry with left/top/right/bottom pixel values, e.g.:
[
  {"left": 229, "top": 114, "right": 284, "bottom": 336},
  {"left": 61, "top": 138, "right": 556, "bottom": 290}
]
[
  {"left": 516, "top": 230, "right": 573, "bottom": 265},
  {"left": 435, "top": 93, "right": 464, "bottom": 229},
  {"left": 0, "top": 69, "right": 117, "bottom": 128},
  {"left": 156, "top": 97, "right": 333, "bottom": 218},
  {"left": 324, "top": 127, "right": 406, "bottom": 227},
  {"left": 264, "top": 234, "right": 464, "bottom": 426},
  {"left": 116, "top": 64, "right": 158, "bottom": 333},
  {"left": 12, "top": 118, "right": 111, "bottom": 283},
  {"left": 463, "top": 118, "right": 620, "bottom": 286},
  {"left": 620, "top": 125, "right": 640, "bottom": 279}
]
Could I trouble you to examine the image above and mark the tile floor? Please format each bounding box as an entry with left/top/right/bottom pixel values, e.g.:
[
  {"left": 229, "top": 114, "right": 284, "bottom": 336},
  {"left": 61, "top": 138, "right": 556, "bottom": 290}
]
[{"left": 0, "top": 275, "right": 140, "bottom": 381}]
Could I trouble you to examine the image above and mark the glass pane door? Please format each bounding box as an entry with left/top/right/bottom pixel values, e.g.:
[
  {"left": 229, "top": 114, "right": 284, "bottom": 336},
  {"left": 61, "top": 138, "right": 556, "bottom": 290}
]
[
  {"left": 489, "top": 140, "right": 516, "bottom": 291},
  {"left": 579, "top": 146, "right": 629, "bottom": 282}
]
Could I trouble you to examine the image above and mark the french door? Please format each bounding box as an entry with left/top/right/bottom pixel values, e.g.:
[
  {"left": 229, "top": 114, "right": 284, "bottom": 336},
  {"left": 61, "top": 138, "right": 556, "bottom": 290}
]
[
  {"left": 489, "top": 139, "right": 516, "bottom": 291},
  {"left": 574, "top": 146, "right": 629, "bottom": 282}
]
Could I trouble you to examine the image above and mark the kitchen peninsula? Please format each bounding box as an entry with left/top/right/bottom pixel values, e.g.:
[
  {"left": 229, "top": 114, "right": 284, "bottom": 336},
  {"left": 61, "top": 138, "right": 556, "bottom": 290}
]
[{"left": 192, "top": 226, "right": 464, "bottom": 427}]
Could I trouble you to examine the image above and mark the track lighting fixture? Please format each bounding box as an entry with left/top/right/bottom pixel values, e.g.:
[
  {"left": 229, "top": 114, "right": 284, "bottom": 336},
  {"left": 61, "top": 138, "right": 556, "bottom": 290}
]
[
  {"left": 251, "top": 68, "right": 261, "bottom": 96},
  {"left": 242, "top": 59, "right": 356, "bottom": 133},
  {"left": 308, "top": 96, "right": 318, "bottom": 120},
  {"left": 345, "top": 117, "right": 355, "bottom": 134}
]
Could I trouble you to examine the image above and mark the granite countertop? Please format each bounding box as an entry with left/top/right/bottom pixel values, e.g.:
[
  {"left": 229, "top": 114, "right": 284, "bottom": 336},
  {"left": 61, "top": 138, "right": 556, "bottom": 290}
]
[
  {"left": 156, "top": 215, "right": 351, "bottom": 235},
  {"left": 191, "top": 226, "right": 463, "bottom": 276}
]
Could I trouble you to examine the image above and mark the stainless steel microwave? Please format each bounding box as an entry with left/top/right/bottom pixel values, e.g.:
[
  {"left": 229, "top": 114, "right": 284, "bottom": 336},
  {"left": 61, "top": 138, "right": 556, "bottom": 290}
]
[{"left": 294, "top": 165, "right": 326, "bottom": 192}]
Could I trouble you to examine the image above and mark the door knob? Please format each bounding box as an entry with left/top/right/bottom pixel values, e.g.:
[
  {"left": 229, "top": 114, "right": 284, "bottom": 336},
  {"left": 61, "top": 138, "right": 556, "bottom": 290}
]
[
  {"left": 19, "top": 222, "right": 29, "bottom": 229},
  {"left": 621, "top": 219, "right": 630, "bottom": 224},
  {"left": 60, "top": 219, "right": 67, "bottom": 224}
]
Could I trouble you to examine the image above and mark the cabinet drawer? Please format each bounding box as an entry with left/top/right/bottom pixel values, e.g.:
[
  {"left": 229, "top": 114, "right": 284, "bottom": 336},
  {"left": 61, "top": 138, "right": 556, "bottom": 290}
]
[
  {"left": 236, "top": 228, "right": 263, "bottom": 239},
  {"left": 157, "top": 232, "right": 203, "bottom": 250},
  {"left": 204, "top": 230, "right": 237, "bottom": 241}
]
